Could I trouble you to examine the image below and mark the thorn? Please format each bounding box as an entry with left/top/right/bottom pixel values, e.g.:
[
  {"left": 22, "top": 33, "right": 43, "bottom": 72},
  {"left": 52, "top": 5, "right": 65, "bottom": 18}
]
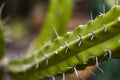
[
  {"left": 44, "top": 54, "right": 49, "bottom": 65},
  {"left": 73, "top": 67, "right": 79, "bottom": 78},
  {"left": 104, "top": 50, "right": 112, "bottom": 58},
  {"left": 34, "top": 57, "right": 39, "bottom": 69},
  {"left": 90, "top": 10, "right": 93, "bottom": 22},
  {"left": 89, "top": 31, "right": 95, "bottom": 40},
  {"left": 62, "top": 73, "right": 65, "bottom": 80},
  {"left": 65, "top": 41, "right": 69, "bottom": 54},
  {"left": 95, "top": 57, "right": 99, "bottom": 67},
  {"left": 77, "top": 35, "right": 82, "bottom": 46},
  {"left": 52, "top": 26, "right": 59, "bottom": 39},
  {"left": 51, "top": 76, "right": 55, "bottom": 80},
  {"left": 95, "top": 57, "right": 104, "bottom": 73},
  {"left": 103, "top": 25, "right": 107, "bottom": 32},
  {"left": 87, "top": 11, "right": 93, "bottom": 23}
]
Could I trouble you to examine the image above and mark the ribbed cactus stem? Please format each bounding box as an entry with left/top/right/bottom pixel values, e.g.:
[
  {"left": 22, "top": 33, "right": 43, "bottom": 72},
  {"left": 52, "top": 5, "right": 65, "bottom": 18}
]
[{"left": 6, "top": 5, "right": 120, "bottom": 79}]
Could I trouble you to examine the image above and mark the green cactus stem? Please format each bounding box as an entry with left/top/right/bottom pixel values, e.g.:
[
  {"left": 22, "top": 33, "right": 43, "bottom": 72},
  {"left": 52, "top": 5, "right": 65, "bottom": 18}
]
[{"left": 6, "top": 5, "right": 120, "bottom": 80}]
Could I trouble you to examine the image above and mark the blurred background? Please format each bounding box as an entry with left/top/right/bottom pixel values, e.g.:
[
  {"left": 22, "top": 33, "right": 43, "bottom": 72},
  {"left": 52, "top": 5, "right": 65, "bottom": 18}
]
[{"left": 0, "top": 0, "right": 120, "bottom": 80}]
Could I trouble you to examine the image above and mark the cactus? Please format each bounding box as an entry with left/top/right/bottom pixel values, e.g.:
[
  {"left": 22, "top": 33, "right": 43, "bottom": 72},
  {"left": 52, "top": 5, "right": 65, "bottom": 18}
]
[{"left": 4, "top": 4, "right": 120, "bottom": 80}]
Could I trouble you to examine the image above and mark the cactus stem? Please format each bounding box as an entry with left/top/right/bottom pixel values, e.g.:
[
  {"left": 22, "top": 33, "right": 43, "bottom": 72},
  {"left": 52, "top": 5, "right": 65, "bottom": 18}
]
[
  {"left": 77, "top": 35, "right": 82, "bottom": 46},
  {"left": 44, "top": 54, "right": 49, "bottom": 65}
]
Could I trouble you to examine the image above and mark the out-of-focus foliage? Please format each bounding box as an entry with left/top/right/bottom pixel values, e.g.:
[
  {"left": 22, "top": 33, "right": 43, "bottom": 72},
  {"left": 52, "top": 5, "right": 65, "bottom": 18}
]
[
  {"left": 5, "top": 19, "right": 28, "bottom": 40},
  {"left": 0, "top": 13, "right": 4, "bottom": 60}
]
